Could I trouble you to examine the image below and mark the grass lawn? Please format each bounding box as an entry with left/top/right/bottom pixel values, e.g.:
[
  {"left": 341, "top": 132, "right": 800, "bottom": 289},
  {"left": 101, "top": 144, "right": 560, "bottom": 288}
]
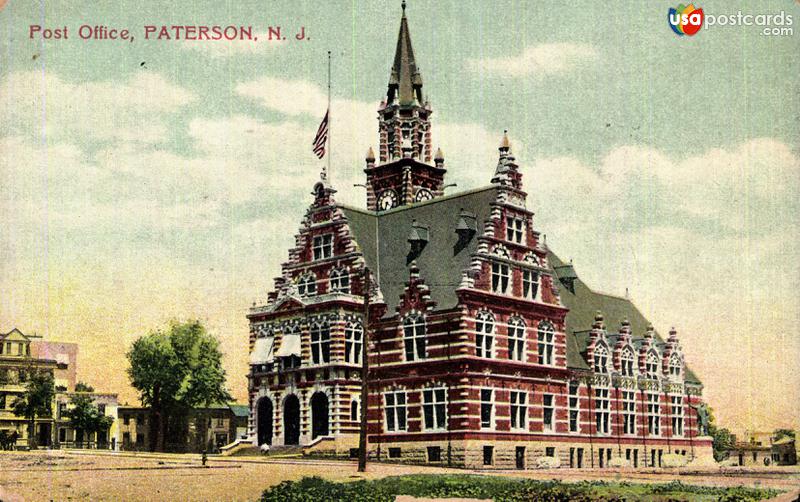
[{"left": 260, "top": 474, "right": 781, "bottom": 502}]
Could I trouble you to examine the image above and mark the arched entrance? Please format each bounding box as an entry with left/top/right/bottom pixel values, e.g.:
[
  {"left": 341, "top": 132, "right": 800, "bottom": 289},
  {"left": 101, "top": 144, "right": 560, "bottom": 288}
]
[
  {"left": 256, "top": 397, "right": 273, "bottom": 446},
  {"left": 283, "top": 395, "right": 300, "bottom": 445},
  {"left": 310, "top": 392, "right": 329, "bottom": 439}
]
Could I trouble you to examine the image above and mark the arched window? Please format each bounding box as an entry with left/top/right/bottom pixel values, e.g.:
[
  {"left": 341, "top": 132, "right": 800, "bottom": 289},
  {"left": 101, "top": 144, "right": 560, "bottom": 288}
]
[
  {"left": 593, "top": 344, "right": 609, "bottom": 373},
  {"left": 537, "top": 321, "right": 555, "bottom": 365},
  {"left": 403, "top": 314, "right": 426, "bottom": 361},
  {"left": 350, "top": 400, "right": 359, "bottom": 422},
  {"left": 475, "top": 311, "right": 494, "bottom": 358},
  {"left": 646, "top": 351, "right": 660, "bottom": 377},
  {"left": 329, "top": 268, "right": 350, "bottom": 294},
  {"left": 620, "top": 346, "right": 635, "bottom": 376},
  {"left": 310, "top": 321, "right": 330, "bottom": 364},
  {"left": 669, "top": 353, "right": 682, "bottom": 379},
  {"left": 344, "top": 321, "right": 363, "bottom": 364},
  {"left": 507, "top": 317, "right": 526, "bottom": 362},
  {"left": 297, "top": 273, "right": 317, "bottom": 297}
]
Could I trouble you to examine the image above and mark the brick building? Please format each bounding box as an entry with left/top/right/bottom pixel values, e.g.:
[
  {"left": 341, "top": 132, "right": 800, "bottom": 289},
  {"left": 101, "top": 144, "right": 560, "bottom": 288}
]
[{"left": 246, "top": 3, "right": 713, "bottom": 468}]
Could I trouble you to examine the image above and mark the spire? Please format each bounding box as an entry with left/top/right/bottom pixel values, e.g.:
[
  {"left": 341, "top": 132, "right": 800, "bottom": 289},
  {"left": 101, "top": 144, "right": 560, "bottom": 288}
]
[{"left": 388, "top": 1, "right": 423, "bottom": 106}]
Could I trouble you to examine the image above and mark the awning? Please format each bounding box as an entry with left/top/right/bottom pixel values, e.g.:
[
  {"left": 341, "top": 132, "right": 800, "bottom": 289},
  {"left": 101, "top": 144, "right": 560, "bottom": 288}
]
[
  {"left": 249, "top": 337, "right": 275, "bottom": 364},
  {"left": 275, "top": 334, "right": 301, "bottom": 357}
]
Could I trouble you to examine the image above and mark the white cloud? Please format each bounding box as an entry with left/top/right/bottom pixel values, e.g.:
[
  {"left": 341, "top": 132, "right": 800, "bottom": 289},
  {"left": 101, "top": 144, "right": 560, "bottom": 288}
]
[
  {"left": 0, "top": 71, "right": 195, "bottom": 144},
  {"left": 467, "top": 43, "right": 599, "bottom": 77},
  {"left": 180, "top": 38, "right": 285, "bottom": 58}
]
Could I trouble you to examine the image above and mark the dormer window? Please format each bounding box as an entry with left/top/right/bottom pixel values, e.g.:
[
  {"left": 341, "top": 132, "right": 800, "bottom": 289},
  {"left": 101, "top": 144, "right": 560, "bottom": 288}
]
[
  {"left": 621, "top": 346, "right": 635, "bottom": 376},
  {"left": 669, "top": 354, "right": 682, "bottom": 379},
  {"left": 646, "top": 352, "right": 660, "bottom": 378},
  {"left": 505, "top": 217, "right": 524, "bottom": 243},
  {"left": 312, "top": 234, "right": 333, "bottom": 260},
  {"left": 594, "top": 344, "right": 609, "bottom": 373}
]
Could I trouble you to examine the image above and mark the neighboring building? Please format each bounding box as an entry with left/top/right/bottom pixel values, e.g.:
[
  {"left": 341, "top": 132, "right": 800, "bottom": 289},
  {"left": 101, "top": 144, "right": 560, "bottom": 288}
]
[
  {"left": 726, "top": 432, "right": 798, "bottom": 466},
  {"left": 118, "top": 404, "right": 247, "bottom": 453},
  {"left": 0, "top": 328, "right": 59, "bottom": 447},
  {"left": 245, "top": 4, "right": 713, "bottom": 469},
  {"left": 30, "top": 340, "right": 78, "bottom": 392},
  {"left": 54, "top": 391, "right": 120, "bottom": 450},
  {"left": 771, "top": 437, "right": 797, "bottom": 466}
]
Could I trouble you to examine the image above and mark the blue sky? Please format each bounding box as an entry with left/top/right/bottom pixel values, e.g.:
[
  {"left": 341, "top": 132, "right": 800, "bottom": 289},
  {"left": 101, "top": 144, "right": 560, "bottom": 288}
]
[{"left": 1, "top": 0, "right": 798, "bottom": 433}]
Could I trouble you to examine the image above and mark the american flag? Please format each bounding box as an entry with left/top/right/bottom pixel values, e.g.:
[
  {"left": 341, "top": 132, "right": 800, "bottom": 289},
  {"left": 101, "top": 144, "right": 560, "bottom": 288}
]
[{"left": 312, "top": 109, "right": 329, "bottom": 159}]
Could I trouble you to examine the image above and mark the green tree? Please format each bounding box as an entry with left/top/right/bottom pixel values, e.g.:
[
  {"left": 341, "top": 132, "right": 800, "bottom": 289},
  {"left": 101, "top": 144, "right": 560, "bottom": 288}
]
[
  {"left": 63, "top": 394, "right": 114, "bottom": 447},
  {"left": 774, "top": 428, "right": 796, "bottom": 441},
  {"left": 126, "top": 320, "right": 231, "bottom": 452},
  {"left": 74, "top": 381, "right": 95, "bottom": 392},
  {"left": 12, "top": 370, "right": 55, "bottom": 448},
  {"left": 705, "top": 406, "right": 735, "bottom": 461}
]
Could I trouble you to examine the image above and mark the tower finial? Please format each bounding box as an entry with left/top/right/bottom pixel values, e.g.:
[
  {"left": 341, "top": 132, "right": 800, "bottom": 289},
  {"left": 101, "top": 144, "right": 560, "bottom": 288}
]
[{"left": 402, "top": 0, "right": 407, "bottom": 14}]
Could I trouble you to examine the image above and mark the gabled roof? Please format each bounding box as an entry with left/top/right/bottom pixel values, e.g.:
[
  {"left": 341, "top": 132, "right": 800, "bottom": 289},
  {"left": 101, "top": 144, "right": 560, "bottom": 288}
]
[
  {"left": 338, "top": 185, "right": 701, "bottom": 385},
  {"left": 551, "top": 253, "right": 701, "bottom": 383},
  {"left": 340, "top": 186, "right": 498, "bottom": 316}
]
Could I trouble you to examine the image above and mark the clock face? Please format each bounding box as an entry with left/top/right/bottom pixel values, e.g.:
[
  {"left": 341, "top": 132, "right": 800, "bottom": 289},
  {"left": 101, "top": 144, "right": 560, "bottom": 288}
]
[
  {"left": 415, "top": 188, "right": 433, "bottom": 202},
  {"left": 377, "top": 189, "right": 398, "bottom": 210}
]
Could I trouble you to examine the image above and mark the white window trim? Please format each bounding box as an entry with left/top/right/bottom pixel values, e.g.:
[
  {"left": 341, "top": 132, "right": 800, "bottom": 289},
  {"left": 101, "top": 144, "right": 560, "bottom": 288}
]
[
  {"left": 422, "top": 387, "right": 448, "bottom": 432},
  {"left": 509, "top": 390, "right": 528, "bottom": 432}
]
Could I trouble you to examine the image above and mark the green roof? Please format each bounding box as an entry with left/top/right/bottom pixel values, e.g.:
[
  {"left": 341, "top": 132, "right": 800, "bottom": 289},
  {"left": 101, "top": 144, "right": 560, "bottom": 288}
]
[
  {"left": 229, "top": 404, "right": 249, "bottom": 418},
  {"left": 339, "top": 185, "right": 701, "bottom": 385}
]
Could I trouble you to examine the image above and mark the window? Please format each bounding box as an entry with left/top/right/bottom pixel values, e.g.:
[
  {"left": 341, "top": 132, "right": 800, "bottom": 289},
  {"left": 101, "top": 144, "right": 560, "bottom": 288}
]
[
  {"left": 543, "top": 394, "right": 554, "bottom": 432},
  {"left": 593, "top": 344, "right": 608, "bottom": 373},
  {"left": 670, "top": 395, "right": 684, "bottom": 436},
  {"left": 422, "top": 388, "right": 447, "bottom": 430},
  {"left": 594, "top": 388, "right": 610, "bottom": 435},
  {"left": 491, "top": 262, "right": 510, "bottom": 294},
  {"left": 123, "top": 415, "right": 130, "bottom": 426},
  {"left": 506, "top": 216, "right": 524, "bottom": 243},
  {"left": 312, "top": 234, "right": 333, "bottom": 260},
  {"left": 480, "top": 389, "right": 493, "bottom": 429},
  {"left": 621, "top": 347, "right": 635, "bottom": 376},
  {"left": 622, "top": 390, "right": 636, "bottom": 435},
  {"left": 344, "top": 321, "right": 363, "bottom": 364},
  {"left": 568, "top": 382, "right": 580, "bottom": 433},
  {"left": 545, "top": 447, "right": 555, "bottom": 457},
  {"left": 510, "top": 391, "right": 527, "bottom": 431},
  {"left": 98, "top": 404, "right": 106, "bottom": 416},
  {"left": 669, "top": 354, "right": 682, "bottom": 379},
  {"left": 537, "top": 321, "right": 555, "bottom": 365},
  {"left": 475, "top": 311, "right": 494, "bottom": 358},
  {"left": 384, "top": 391, "right": 407, "bottom": 432},
  {"left": 388, "top": 447, "right": 402, "bottom": 458},
  {"left": 350, "top": 400, "right": 359, "bottom": 422},
  {"left": 427, "top": 446, "right": 442, "bottom": 462},
  {"left": 483, "top": 445, "right": 494, "bottom": 466},
  {"left": 403, "top": 314, "right": 426, "bottom": 361},
  {"left": 507, "top": 317, "right": 526, "bottom": 362},
  {"left": 297, "top": 273, "right": 317, "bottom": 297},
  {"left": 329, "top": 268, "right": 350, "bottom": 294},
  {"left": 522, "top": 270, "right": 539, "bottom": 300},
  {"left": 646, "top": 352, "right": 660, "bottom": 378},
  {"left": 647, "top": 393, "right": 661, "bottom": 435},
  {"left": 310, "top": 322, "right": 331, "bottom": 364}
]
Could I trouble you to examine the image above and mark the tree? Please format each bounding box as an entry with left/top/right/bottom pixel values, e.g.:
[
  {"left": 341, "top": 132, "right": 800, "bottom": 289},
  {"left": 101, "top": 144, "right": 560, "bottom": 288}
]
[
  {"left": 774, "top": 429, "right": 796, "bottom": 441},
  {"left": 74, "top": 382, "right": 95, "bottom": 392},
  {"left": 127, "top": 320, "right": 232, "bottom": 452},
  {"left": 12, "top": 370, "right": 55, "bottom": 448},
  {"left": 63, "top": 394, "right": 114, "bottom": 447},
  {"left": 705, "top": 406, "right": 734, "bottom": 461}
]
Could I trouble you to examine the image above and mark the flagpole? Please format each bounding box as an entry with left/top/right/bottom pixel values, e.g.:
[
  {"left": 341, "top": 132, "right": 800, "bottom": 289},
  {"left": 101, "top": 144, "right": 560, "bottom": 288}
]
[{"left": 327, "top": 50, "right": 331, "bottom": 183}]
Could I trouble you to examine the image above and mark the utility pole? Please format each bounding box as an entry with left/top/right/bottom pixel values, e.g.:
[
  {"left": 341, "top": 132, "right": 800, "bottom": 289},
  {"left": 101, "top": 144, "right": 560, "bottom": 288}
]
[{"left": 358, "top": 267, "right": 371, "bottom": 472}]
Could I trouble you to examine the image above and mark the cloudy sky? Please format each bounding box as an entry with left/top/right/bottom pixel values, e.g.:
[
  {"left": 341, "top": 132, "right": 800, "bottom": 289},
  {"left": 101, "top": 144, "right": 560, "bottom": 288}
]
[{"left": 1, "top": 0, "right": 798, "bottom": 434}]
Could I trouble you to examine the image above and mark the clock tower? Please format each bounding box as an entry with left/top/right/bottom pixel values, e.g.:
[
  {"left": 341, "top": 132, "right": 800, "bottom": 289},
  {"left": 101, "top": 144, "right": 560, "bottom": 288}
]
[{"left": 365, "top": 1, "right": 446, "bottom": 212}]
